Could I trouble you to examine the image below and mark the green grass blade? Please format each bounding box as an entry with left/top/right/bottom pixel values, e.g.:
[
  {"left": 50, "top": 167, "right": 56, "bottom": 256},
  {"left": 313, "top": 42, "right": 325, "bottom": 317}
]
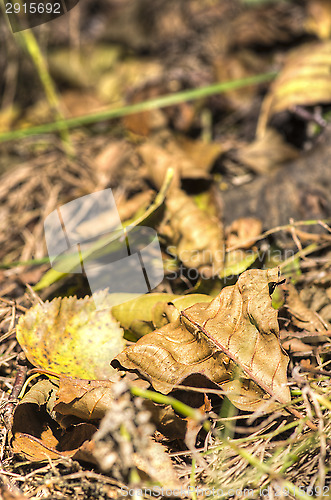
[{"left": 0, "top": 72, "right": 277, "bottom": 142}]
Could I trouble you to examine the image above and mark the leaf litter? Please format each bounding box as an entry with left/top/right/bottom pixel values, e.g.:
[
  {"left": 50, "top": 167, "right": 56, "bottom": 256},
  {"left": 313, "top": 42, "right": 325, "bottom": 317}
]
[
  {"left": 1, "top": 0, "right": 331, "bottom": 498},
  {"left": 113, "top": 269, "right": 290, "bottom": 412}
]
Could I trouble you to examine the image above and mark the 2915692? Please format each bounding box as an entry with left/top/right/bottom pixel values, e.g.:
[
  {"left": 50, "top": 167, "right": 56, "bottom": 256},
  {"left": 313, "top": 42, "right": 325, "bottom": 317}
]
[{"left": 5, "top": 2, "right": 61, "bottom": 14}]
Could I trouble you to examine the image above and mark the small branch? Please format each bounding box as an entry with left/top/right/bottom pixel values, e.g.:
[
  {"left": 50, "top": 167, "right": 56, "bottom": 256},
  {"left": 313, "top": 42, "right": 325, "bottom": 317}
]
[{"left": 1, "top": 352, "right": 28, "bottom": 430}]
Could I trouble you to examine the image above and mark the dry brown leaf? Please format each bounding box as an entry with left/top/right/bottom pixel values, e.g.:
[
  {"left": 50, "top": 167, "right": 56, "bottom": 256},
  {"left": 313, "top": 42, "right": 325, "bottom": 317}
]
[
  {"left": 213, "top": 51, "right": 265, "bottom": 110},
  {"left": 138, "top": 133, "right": 222, "bottom": 191},
  {"left": 11, "top": 380, "right": 98, "bottom": 461},
  {"left": 226, "top": 218, "right": 262, "bottom": 250},
  {"left": 257, "top": 41, "right": 331, "bottom": 138},
  {"left": 305, "top": 0, "right": 331, "bottom": 40},
  {"left": 113, "top": 268, "right": 290, "bottom": 412},
  {"left": 55, "top": 374, "right": 190, "bottom": 442},
  {"left": 132, "top": 438, "right": 180, "bottom": 488},
  {"left": 12, "top": 373, "right": 186, "bottom": 463},
  {"left": 161, "top": 188, "right": 224, "bottom": 276},
  {"left": 285, "top": 283, "right": 330, "bottom": 334},
  {"left": 281, "top": 336, "right": 313, "bottom": 355},
  {"left": 235, "top": 128, "right": 299, "bottom": 174},
  {"left": 54, "top": 377, "right": 114, "bottom": 421}
]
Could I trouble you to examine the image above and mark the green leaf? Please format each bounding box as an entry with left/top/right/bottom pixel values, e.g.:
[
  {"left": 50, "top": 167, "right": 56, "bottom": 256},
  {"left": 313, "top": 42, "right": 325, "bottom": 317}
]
[
  {"left": 219, "top": 250, "right": 259, "bottom": 279},
  {"left": 112, "top": 292, "right": 212, "bottom": 335}
]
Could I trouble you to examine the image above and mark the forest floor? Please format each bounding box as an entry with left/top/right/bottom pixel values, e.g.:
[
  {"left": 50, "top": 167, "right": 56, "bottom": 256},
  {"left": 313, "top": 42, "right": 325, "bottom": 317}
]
[{"left": 0, "top": 1, "right": 331, "bottom": 498}]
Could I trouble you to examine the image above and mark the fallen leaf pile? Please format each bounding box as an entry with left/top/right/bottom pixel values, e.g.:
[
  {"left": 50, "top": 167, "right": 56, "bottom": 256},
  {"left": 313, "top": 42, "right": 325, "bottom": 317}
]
[
  {"left": 113, "top": 268, "right": 290, "bottom": 412},
  {"left": 11, "top": 268, "right": 292, "bottom": 463},
  {"left": 11, "top": 378, "right": 99, "bottom": 461}
]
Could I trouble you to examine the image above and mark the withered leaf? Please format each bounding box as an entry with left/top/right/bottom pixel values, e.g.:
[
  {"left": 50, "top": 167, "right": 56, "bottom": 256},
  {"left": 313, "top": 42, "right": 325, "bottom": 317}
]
[
  {"left": 113, "top": 269, "right": 291, "bottom": 412},
  {"left": 285, "top": 283, "right": 330, "bottom": 334},
  {"left": 305, "top": 0, "right": 331, "bottom": 40},
  {"left": 54, "top": 377, "right": 114, "bottom": 421},
  {"left": 235, "top": 128, "right": 299, "bottom": 175},
  {"left": 138, "top": 133, "right": 222, "bottom": 191},
  {"left": 257, "top": 41, "right": 331, "bottom": 137},
  {"left": 11, "top": 380, "right": 97, "bottom": 461},
  {"left": 161, "top": 188, "right": 224, "bottom": 276}
]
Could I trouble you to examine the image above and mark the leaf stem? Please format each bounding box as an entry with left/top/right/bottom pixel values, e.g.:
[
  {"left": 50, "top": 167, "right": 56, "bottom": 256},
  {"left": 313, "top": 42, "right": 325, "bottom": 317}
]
[{"left": 130, "top": 386, "right": 211, "bottom": 432}]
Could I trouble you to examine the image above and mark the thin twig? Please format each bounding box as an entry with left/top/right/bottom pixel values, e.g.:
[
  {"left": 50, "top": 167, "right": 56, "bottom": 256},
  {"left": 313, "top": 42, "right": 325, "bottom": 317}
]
[{"left": 1, "top": 352, "right": 28, "bottom": 430}]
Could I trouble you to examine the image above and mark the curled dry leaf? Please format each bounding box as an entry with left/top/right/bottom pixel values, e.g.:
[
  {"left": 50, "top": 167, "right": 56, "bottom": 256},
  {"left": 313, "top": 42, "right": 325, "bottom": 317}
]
[
  {"left": 257, "top": 41, "right": 331, "bottom": 138},
  {"left": 161, "top": 188, "right": 224, "bottom": 276},
  {"left": 305, "top": 0, "right": 331, "bottom": 40},
  {"left": 16, "top": 291, "right": 125, "bottom": 381},
  {"left": 113, "top": 269, "right": 291, "bottom": 412},
  {"left": 11, "top": 379, "right": 98, "bottom": 461},
  {"left": 54, "top": 374, "right": 190, "bottom": 442},
  {"left": 54, "top": 377, "right": 115, "bottom": 421},
  {"left": 11, "top": 376, "right": 147, "bottom": 462},
  {"left": 11, "top": 372, "right": 190, "bottom": 463},
  {"left": 226, "top": 217, "right": 262, "bottom": 250},
  {"left": 235, "top": 128, "right": 299, "bottom": 174},
  {"left": 138, "top": 134, "right": 222, "bottom": 191},
  {"left": 285, "top": 283, "right": 330, "bottom": 334},
  {"left": 281, "top": 335, "right": 315, "bottom": 355}
]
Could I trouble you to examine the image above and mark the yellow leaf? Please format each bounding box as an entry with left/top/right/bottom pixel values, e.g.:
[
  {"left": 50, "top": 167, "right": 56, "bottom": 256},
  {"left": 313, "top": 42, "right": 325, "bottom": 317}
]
[
  {"left": 16, "top": 291, "right": 125, "bottom": 380},
  {"left": 257, "top": 41, "right": 331, "bottom": 137},
  {"left": 305, "top": 0, "right": 331, "bottom": 40}
]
